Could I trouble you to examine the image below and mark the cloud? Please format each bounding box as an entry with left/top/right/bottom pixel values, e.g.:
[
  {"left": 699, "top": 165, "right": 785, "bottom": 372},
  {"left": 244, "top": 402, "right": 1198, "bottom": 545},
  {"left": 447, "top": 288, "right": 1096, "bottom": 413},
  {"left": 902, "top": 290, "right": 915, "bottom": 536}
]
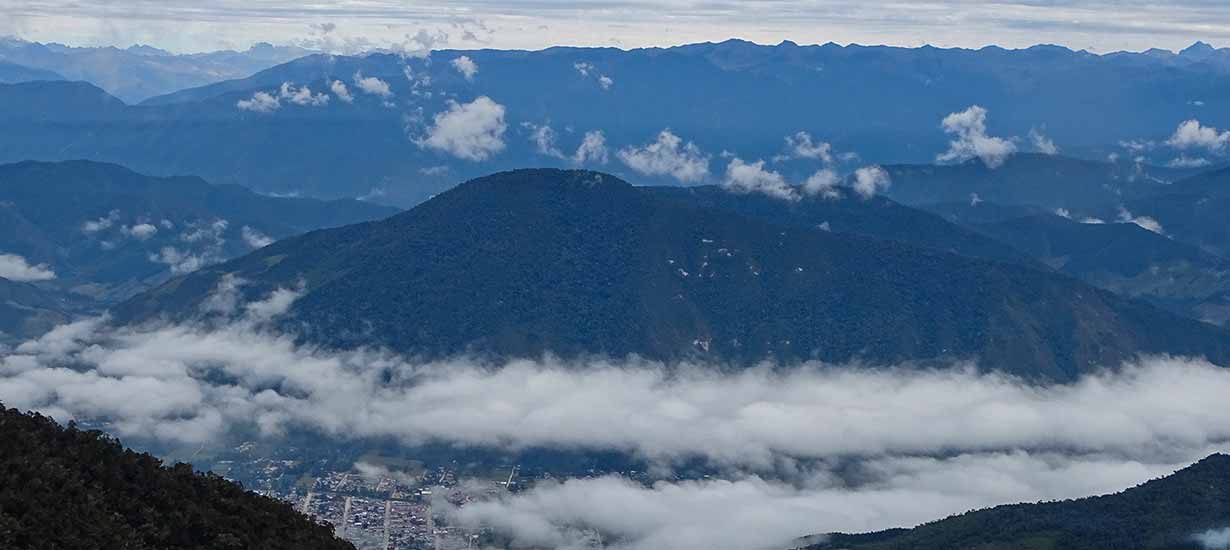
[
  {"left": 852, "top": 165, "right": 891, "bottom": 199},
  {"left": 236, "top": 90, "right": 281, "bottom": 113},
  {"left": 524, "top": 122, "right": 565, "bottom": 158},
  {"left": 147, "top": 219, "right": 229, "bottom": 274},
  {"left": 446, "top": 452, "right": 1191, "bottom": 550},
  {"left": 0, "top": 253, "right": 56, "bottom": 282},
  {"left": 1029, "top": 128, "right": 1059, "bottom": 155},
  {"left": 353, "top": 71, "right": 393, "bottom": 98},
  {"left": 936, "top": 105, "right": 1017, "bottom": 169},
  {"left": 82, "top": 210, "right": 120, "bottom": 233},
  {"left": 618, "top": 129, "right": 710, "bottom": 182},
  {"left": 574, "top": 61, "right": 614, "bottom": 90},
  {"left": 722, "top": 158, "right": 799, "bottom": 201},
  {"left": 5, "top": 299, "right": 1230, "bottom": 549},
  {"left": 278, "top": 82, "right": 329, "bottom": 106},
  {"left": 1167, "top": 119, "right": 1230, "bottom": 152},
  {"left": 121, "top": 223, "right": 158, "bottom": 240},
  {"left": 802, "top": 169, "right": 841, "bottom": 199},
  {"left": 451, "top": 55, "right": 478, "bottom": 80},
  {"left": 573, "top": 130, "right": 610, "bottom": 165},
  {"left": 782, "top": 131, "right": 834, "bottom": 163},
  {"left": 241, "top": 226, "right": 274, "bottom": 249},
  {"left": 148, "top": 247, "right": 210, "bottom": 274},
  {"left": 1116, "top": 207, "right": 1165, "bottom": 234},
  {"left": 329, "top": 80, "right": 353, "bottom": 103},
  {"left": 1195, "top": 528, "right": 1230, "bottom": 550},
  {"left": 1168, "top": 155, "right": 1212, "bottom": 168},
  {"left": 6, "top": 316, "right": 1230, "bottom": 470},
  {"left": 417, "top": 96, "right": 508, "bottom": 161}
]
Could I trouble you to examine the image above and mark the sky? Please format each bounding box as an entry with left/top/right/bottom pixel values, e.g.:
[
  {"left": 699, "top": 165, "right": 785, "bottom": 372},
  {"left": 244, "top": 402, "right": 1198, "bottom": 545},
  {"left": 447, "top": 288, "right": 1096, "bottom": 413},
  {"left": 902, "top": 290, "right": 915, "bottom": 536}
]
[{"left": 3, "top": 0, "right": 1230, "bottom": 54}]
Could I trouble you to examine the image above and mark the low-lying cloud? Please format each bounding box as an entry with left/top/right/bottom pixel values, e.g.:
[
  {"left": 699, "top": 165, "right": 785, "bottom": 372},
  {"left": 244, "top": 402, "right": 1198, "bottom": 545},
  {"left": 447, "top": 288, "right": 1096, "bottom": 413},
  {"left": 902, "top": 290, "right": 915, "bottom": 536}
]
[
  {"left": 451, "top": 55, "right": 479, "bottom": 80},
  {"left": 4, "top": 296, "right": 1230, "bottom": 549},
  {"left": 618, "top": 129, "right": 710, "bottom": 182},
  {"left": 1167, "top": 119, "right": 1230, "bottom": 153},
  {"left": 937, "top": 105, "right": 1017, "bottom": 169},
  {"left": 5, "top": 310, "right": 1230, "bottom": 469},
  {"left": 447, "top": 452, "right": 1198, "bottom": 550},
  {"left": 0, "top": 253, "right": 56, "bottom": 282},
  {"left": 417, "top": 96, "right": 508, "bottom": 161}
]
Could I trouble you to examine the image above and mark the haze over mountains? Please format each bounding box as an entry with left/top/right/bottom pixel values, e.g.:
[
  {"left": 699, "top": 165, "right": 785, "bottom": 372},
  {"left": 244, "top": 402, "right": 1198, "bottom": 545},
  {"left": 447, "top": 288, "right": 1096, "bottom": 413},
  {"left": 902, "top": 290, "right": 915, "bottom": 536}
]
[
  {"left": 0, "top": 37, "right": 315, "bottom": 102},
  {"left": 4, "top": 26, "right": 1230, "bottom": 550},
  {"left": 2, "top": 39, "right": 1230, "bottom": 205}
]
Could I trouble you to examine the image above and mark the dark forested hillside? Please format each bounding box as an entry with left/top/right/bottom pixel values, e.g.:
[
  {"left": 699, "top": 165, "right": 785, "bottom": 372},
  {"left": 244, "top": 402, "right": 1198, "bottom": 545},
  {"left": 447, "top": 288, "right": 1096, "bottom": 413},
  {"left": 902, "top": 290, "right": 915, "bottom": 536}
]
[
  {"left": 0, "top": 405, "right": 354, "bottom": 550},
  {"left": 648, "top": 185, "right": 1034, "bottom": 265},
  {"left": 802, "top": 454, "right": 1230, "bottom": 550},
  {"left": 883, "top": 154, "right": 1198, "bottom": 211},
  {"left": 116, "top": 169, "right": 1230, "bottom": 380},
  {"left": 969, "top": 214, "right": 1230, "bottom": 325}
]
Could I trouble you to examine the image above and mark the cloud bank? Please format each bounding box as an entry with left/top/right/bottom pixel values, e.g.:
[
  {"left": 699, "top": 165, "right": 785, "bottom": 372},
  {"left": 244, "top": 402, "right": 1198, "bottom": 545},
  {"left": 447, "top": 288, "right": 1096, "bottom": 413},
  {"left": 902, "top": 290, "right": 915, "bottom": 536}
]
[{"left": 4, "top": 297, "right": 1230, "bottom": 549}]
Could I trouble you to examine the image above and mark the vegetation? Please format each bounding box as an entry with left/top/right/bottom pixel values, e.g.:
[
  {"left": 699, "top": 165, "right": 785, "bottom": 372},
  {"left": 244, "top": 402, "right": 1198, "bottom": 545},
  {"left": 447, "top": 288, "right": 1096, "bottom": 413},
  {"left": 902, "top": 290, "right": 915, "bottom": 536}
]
[
  {"left": 804, "top": 454, "right": 1230, "bottom": 550},
  {"left": 117, "top": 169, "right": 1230, "bottom": 380},
  {"left": 0, "top": 405, "right": 354, "bottom": 550}
]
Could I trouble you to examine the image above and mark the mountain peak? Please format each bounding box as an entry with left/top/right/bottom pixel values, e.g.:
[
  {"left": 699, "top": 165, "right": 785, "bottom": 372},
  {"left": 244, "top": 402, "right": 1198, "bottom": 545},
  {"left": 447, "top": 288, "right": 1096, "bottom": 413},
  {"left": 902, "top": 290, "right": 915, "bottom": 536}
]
[{"left": 1180, "top": 41, "right": 1217, "bottom": 58}]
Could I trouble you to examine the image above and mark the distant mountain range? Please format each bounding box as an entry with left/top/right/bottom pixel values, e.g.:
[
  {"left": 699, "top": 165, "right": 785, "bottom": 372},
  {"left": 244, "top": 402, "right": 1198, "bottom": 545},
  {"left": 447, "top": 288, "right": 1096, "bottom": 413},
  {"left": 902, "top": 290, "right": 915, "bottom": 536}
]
[
  {"left": 0, "top": 404, "right": 354, "bottom": 550},
  {"left": 801, "top": 454, "right": 1230, "bottom": 550},
  {"left": 115, "top": 169, "right": 1230, "bottom": 380},
  {"left": 882, "top": 154, "right": 1207, "bottom": 211},
  {"left": 0, "top": 160, "right": 397, "bottom": 342},
  {"left": 0, "top": 37, "right": 314, "bottom": 103},
  {"left": 1, "top": 40, "right": 1230, "bottom": 204}
]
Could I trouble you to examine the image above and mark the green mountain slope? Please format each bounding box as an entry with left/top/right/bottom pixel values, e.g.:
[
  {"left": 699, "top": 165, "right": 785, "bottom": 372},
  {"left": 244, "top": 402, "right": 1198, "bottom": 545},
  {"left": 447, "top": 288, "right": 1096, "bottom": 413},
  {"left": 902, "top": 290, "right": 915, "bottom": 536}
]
[
  {"left": 0, "top": 404, "right": 353, "bottom": 550},
  {"left": 116, "top": 169, "right": 1230, "bottom": 380}
]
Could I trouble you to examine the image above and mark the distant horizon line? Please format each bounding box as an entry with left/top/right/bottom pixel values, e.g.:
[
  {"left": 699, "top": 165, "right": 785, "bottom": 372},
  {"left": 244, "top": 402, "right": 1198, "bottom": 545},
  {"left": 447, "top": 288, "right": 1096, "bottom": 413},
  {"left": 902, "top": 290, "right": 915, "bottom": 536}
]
[{"left": 3, "top": 33, "right": 1226, "bottom": 59}]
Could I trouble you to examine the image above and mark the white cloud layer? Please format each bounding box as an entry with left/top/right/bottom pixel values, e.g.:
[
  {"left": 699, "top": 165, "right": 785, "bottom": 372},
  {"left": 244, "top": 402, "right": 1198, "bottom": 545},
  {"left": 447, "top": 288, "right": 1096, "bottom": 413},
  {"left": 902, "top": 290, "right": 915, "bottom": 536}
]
[
  {"left": 4, "top": 315, "right": 1230, "bottom": 470},
  {"left": 936, "top": 105, "right": 1017, "bottom": 169},
  {"left": 0, "top": 253, "right": 56, "bottom": 282},
  {"left": 4, "top": 301, "right": 1230, "bottom": 549},
  {"left": 448, "top": 452, "right": 1203, "bottom": 550},
  {"left": 618, "top": 129, "right": 710, "bottom": 182},
  {"left": 417, "top": 96, "right": 508, "bottom": 161}
]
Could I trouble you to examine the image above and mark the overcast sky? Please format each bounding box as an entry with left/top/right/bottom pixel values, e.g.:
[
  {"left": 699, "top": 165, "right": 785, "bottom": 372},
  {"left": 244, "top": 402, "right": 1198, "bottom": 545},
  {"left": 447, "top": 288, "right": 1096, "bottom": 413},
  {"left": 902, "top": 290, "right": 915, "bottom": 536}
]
[{"left": 3, "top": 0, "right": 1230, "bottom": 54}]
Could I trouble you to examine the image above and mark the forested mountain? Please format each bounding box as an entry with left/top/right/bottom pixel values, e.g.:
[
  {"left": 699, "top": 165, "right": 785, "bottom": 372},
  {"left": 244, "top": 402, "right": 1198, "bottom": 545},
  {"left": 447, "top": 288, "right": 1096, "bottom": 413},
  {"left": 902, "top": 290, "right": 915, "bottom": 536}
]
[
  {"left": 0, "top": 160, "right": 396, "bottom": 297},
  {"left": 0, "top": 160, "right": 396, "bottom": 341},
  {"left": 2, "top": 40, "right": 1230, "bottom": 204},
  {"left": 801, "top": 454, "right": 1230, "bottom": 550},
  {"left": 970, "top": 213, "right": 1230, "bottom": 325},
  {"left": 882, "top": 154, "right": 1202, "bottom": 211},
  {"left": 648, "top": 185, "right": 1034, "bottom": 265},
  {"left": 116, "top": 169, "right": 1230, "bottom": 380},
  {"left": 0, "top": 404, "right": 354, "bottom": 550}
]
